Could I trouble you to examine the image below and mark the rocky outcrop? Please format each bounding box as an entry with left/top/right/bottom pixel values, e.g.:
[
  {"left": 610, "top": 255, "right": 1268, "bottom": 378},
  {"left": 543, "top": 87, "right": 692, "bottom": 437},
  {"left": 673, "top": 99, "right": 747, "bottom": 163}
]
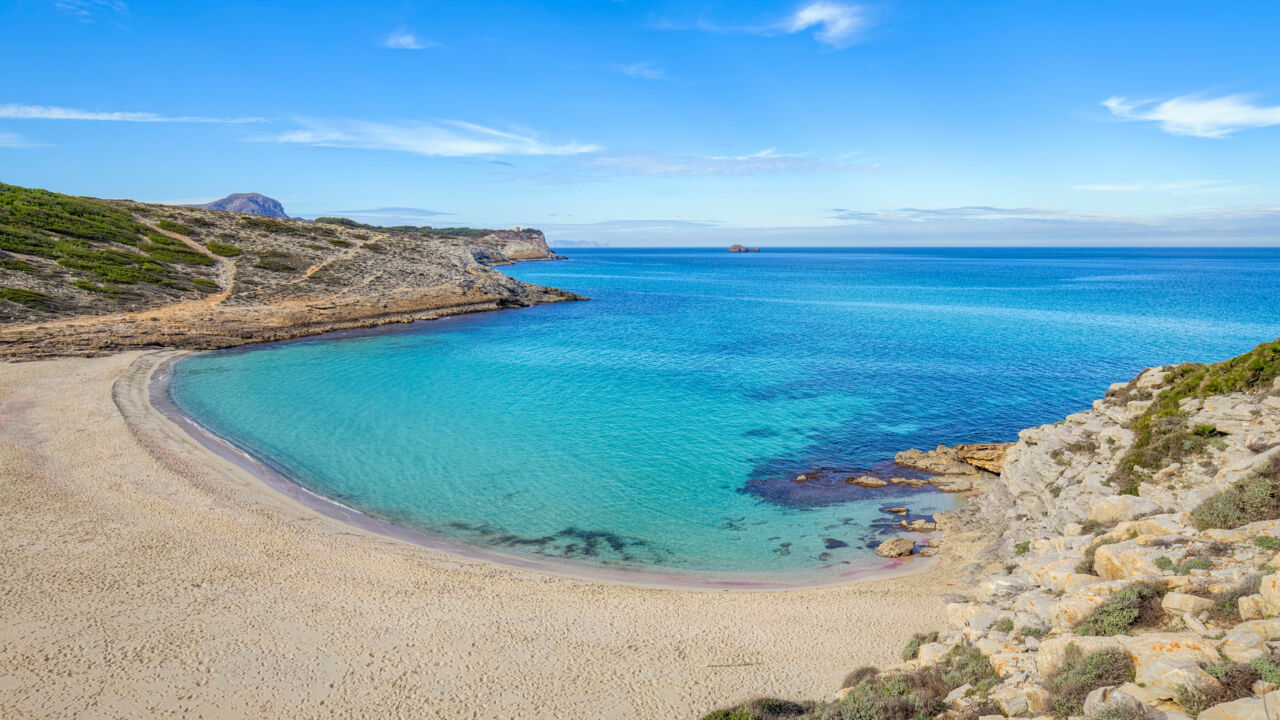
[
  {"left": 891, "top": 353, "right": 1280, "bottom": 720},
  {"left": 728, "top": 244, "right": 760, "bottom": 253},
  {"left": 955, "top": 443, "right": 1013, "bottom": 474},
  {"left": 474, "top": 228, "right": 563, "bottom": 263}
]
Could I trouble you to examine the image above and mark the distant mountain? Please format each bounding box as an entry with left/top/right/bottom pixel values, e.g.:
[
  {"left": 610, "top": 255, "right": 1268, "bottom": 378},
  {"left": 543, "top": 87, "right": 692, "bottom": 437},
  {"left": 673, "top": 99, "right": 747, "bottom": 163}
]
[{"left": 195, "top": 193, "right": 288, "bottom": 218}]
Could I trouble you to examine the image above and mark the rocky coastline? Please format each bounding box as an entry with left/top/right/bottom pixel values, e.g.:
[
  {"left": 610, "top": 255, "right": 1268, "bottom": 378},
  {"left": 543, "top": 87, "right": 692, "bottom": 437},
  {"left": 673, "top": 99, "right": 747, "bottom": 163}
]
[{"left": 706, "top": 339, "right": 1280, "bottom": 720}]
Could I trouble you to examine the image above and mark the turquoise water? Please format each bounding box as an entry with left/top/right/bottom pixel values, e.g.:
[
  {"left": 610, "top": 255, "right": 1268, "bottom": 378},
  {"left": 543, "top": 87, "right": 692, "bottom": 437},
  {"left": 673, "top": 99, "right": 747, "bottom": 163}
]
[{"left": 169, "top": 248, "right": 1280, "bottom": 583}]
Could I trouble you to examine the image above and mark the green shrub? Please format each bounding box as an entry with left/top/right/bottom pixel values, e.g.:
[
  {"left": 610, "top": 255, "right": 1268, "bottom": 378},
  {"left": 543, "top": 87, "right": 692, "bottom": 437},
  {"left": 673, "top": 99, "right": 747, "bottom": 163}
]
[
  {"left": 73, "top": 279, "right": 116, "bottom": 294},
  {"left": 1043, "top": 643, "right": 1135, "bottom": 718},
  {"left": 1155, "top": 556, "right": 1174, "bottom": 571},
  {"left": 938, "top": 645, "right": 998, "bottom": 692},
  {"left": 1019, "top": 626, "right": 1049, "bottom": 638},
  {"left": 993, "top": 617, "right": 1014, "bottom": 634},
  {"left": 1193, "top": 424, "right": 1219, "bottom": 437},
  {"left": 155, "top": 219, "right": 192, "bottom": 235},
  {"left": 0, "top": 253, "right": 37, "bottom": 273},
  {"left": 0, "top": 286, "right": 52, "bottom": 309},
  {"left": 240, "top": 216, "right": 292, "bottom": 233},
  {"left": 1191, "top": 463, "right": 1280, "bottom": 530},
  {"left": 1075, "top": 583, "right": 1164, "bottom": 636},
  {"left": 1091, "top": 705, "right": 1146, "bottom": 720},
  {"left": 901, "top": 631, "right": 939, "bottom": 661},
  {"left": 253, "top": 250, "right": 307, "bottom": 273},
  {"left": 143, "top": 241, "right": 214, "bottom": 266},
  {"left": 1015, "top": 541, "right": 1030, "bottom": 556},
  {"left": 206, "top": 241, "right": 242, "bottom": 257},
  {"left": 328, "top": 238, "right": 353, "bottom": 248},
  {"left": 190, "top": 277, "right": 219, "bottom": 293}
]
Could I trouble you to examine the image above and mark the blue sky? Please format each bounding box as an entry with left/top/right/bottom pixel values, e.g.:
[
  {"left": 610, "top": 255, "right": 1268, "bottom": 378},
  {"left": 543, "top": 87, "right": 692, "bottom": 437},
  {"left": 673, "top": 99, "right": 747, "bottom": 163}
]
[{"left": 2, "top": 0, "right": 1279, "bottom": 245}]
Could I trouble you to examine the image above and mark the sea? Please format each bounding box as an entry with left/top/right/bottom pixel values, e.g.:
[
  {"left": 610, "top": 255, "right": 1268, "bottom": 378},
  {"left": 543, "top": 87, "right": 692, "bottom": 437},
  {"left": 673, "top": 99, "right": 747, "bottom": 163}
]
[{"left": 168, "top": 247, "right": 1280, "bottom": 584}]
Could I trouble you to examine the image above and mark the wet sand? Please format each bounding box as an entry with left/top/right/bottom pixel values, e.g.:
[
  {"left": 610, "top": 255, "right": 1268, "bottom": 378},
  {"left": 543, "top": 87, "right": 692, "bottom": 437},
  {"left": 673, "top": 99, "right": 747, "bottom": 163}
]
[{"left": 0, "top": 351, "right": 958, "bottom": 719}]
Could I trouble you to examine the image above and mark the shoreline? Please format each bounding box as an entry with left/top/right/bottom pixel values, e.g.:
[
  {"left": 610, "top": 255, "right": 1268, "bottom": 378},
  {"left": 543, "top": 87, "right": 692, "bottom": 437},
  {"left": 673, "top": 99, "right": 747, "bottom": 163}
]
[
  {"left": 0, "top": 350, "right": 960, "bottom": 718},
  {"left": 147, "top": 348, "right": 944, "bottom": 591}
]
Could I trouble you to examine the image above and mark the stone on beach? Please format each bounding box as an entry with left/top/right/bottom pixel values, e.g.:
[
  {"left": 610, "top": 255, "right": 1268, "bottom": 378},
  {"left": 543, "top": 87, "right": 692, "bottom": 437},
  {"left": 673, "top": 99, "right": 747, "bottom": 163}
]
[{"left": 876, "top": 537, "right": 916, "bottom": 557}]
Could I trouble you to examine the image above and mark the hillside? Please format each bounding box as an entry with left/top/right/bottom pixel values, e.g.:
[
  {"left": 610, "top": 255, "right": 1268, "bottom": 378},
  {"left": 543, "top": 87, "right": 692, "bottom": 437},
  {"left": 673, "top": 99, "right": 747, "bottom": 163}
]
[
  {"left": 0, "top": 183, "right": 579, "bottom": 359},
  {"left": 705, "top": 339, "right": 1280, "bottom": 720}
]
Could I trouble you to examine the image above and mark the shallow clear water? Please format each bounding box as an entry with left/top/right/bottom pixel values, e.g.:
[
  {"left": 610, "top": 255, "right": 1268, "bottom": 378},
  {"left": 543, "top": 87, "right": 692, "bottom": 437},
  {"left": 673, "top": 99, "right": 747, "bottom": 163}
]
[{"left": 169, "top": 248, "right": 1280, "bottom": 582}]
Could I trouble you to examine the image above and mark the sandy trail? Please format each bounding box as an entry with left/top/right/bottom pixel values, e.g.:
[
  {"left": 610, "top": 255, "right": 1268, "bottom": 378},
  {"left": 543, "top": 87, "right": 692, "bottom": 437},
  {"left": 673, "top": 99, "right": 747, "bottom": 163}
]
[{"left": 0, "top": 352, "right": 957, "bottom": 719}]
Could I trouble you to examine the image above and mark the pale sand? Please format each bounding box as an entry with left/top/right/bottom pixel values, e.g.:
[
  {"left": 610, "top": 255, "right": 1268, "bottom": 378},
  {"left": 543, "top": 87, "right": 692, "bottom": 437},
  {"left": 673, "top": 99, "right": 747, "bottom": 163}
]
[{"left": 0, "top": 351, "right": 961, "bottom": 719}]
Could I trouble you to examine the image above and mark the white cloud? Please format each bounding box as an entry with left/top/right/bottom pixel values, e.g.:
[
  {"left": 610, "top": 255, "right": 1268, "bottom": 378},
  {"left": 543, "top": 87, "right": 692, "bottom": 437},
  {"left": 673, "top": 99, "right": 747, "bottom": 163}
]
[
  {"left": 53, "top": 0, "right": 127, "bottom": 23},
  {"left": 0, "top": 131, "right": 48, "bottom": 148},
  {"left": 786, "top": 2, "right": 866, "bottom": 48},
  {"left": 581, "top": 148, "right": 874, "bottom": 176},
  {"left": 1103, "top": 93, "right": 1280, "bottom": 138},
  {"left": 0, "top": 103, "right": 264, "bottom": 124},
  {"left": 267, "top": 118, "right": 599, "bottom": 157},
  {"left": 1072, "top": 180, "right": 1256, "bottom": 195},
  {"left": 615, "top": 62, "right": 664, "bottom": 80},
  {"left": 656, "top": 2, "right": 869, "bottom": 49},
  {"left": 382, "top": 29, "right": 434, "bottom": 50}
]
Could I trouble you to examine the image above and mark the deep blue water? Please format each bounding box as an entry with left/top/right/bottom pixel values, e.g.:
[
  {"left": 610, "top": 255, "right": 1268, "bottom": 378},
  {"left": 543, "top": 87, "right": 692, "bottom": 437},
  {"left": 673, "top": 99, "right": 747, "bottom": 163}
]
[{"left": 169, "top": 247, "right": 1280, "bottom": 582}]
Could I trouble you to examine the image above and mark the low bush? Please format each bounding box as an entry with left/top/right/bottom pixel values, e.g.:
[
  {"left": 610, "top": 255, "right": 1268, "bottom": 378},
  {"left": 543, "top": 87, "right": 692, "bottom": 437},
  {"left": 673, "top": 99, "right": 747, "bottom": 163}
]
[
  {"left": 993, "top": 617, "right": 1014, "bottom": 633},
  {"left": 1015, "top": 541, "right": 1030, "bottom": 556},
  {"left": 155, "top": 219, "right": 192, "bottom": 236},
  {"left": 1255, "top": 535, "right": 1280, "bottom": 550},
  {"left": 253, "top": 250, "right": 307, "bottom": 273},
  {"left": 1176, "top": 658, "right": 1270, "bottom": 718},
  {"left": 1191, "top": 463, "right": 1280, "bottom": 530},
  {"left": 1075, "top": 582, "right": 1164, "bottom": 636},
  {"left": 206, "top": 240, "right": 242, "bottom": 257},
  {"left": 902, "top": 632, "right": 939, "bottom": 661},
  {"left": 699, "top": 698, "right": 811, "bottom": 720},
  {"left": 1044, "top": 643, "right": 1135, "bottom": 718},
  {"left": 0, "top": 286, "right": 52, "bottom": 309}
]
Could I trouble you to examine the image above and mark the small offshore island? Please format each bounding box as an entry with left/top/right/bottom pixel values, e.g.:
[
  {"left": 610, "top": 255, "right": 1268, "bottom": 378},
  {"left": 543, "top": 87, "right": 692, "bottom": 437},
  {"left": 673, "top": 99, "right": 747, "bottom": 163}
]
[{"left": 3, "top": 183, "right": 1280, "bottom": 719}]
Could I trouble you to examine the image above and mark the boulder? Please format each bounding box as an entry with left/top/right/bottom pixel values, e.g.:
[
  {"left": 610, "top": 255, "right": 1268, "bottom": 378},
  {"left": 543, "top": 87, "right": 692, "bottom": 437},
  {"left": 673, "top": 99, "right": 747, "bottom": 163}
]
[
  {"left": 1259, "top": 573, "right": 1280, "bottom": 615},
  {"left": 1136, "top": 658, "right": 1219, "bottom": 700},
  {"left": 1162, "top": 592, "right": 1215, "bottom": 615},
  {"left": 876, "top": 537, "right": 915, "bottom": 558},
  {"left": 1238, "top": 594, "right": 1266, "bottom": 621},
  {"left": 1083, "top": 686, "right": 1147, "bottom": 720},
  {"left": 848, "top": 475, "right": 889, "bottom": 488},
  {"left": 955, "top": 443, "right": 1014, "bottom": 474},
  {"left": 944, "top": 684, "right": 972, "bottom": 705},
  {"left": 989, "top": 684, "right": 1030, "bottom": 716},
  {"left": 1089, "top": 495, "right": 1161, "bottom": 525},
  {"left": 1220, "top": 628, "right": 1267, "bottom": 664}
]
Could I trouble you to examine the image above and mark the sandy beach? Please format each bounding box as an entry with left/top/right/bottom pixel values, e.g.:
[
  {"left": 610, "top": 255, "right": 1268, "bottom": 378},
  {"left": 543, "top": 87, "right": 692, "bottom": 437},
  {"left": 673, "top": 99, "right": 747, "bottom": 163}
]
[{"left": 0, "top": 351, "right": 956, "bottom": 719}]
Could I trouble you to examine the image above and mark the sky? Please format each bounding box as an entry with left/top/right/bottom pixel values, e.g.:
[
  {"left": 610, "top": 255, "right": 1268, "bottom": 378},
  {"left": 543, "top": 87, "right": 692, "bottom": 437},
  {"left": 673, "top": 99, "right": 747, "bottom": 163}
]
[{"left": 2, "top": 0, "right": 1279, "bottom": 246}]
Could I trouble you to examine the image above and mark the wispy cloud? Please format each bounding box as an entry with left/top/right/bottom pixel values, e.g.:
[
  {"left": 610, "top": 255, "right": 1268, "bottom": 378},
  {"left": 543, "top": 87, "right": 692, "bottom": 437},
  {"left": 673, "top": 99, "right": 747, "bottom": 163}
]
[
  {"left": 1103, "top": 93, "right": 1280, "bottom": 138},
  {"left": 54, "top": 0, "right": 127, "bottom": 23},
  {"left": 267, "top": 118, "right": 599, "bottom": 157},
  {"left": 321, "top": 206, "right": 455, "bottom": 220},
  {"left": 581, "top": 148, "right": 875, "bottom": 176},
  {"left": 0, "top": 131, "right": 49, "bottom": 148},
  {"left": 658, "top": 2, "right": 870, "bottom": 49},
  {"left": 786, "top": 2, "right": 866, "bottom": 48},
  {"left": 1072, "top": 179, "right": 1257, "bottom": 195},
  {"left": 830, "top": 206, "right": 1076, "bottom": 223},
  {"left": 615, "top": 62, "right": 664, "bottom": 80},
  {"left": 382, "top": 29, "right": 435, "bottom": 50},
  {"left": 0, "top": 103, "right": 265, "bottom": 124}
]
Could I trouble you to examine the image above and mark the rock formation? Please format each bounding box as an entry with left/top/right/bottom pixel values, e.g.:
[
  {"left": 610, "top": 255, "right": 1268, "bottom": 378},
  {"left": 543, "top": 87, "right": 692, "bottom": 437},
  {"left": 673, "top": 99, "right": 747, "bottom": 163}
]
[{"left": 728, "top": 244, "right": 760, "bottom": 253}]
